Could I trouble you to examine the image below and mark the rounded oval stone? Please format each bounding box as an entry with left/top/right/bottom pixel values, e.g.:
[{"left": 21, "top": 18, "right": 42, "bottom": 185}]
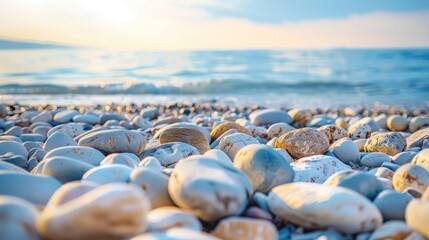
[
  {"left": 324, "top": 170, "right": 385, "bottom": 200},
  {"left": 409, "top": 116, "right": 429, "bottom": 133},
  {"left": 364, "top": 132, "right": 406, "bottom": 156},
  {"left": 139, "top": 142, "right": 199, "bottom": 167},
  {"left": 159, "top": 127, "right": 210, "bottom": 154},
  {"left": 233, "top": 145, "right": 294, "bottom": 193},
  {"left": 78, "top": 129, "right": 147, "bottom": 155},
  {"left": 210, "top": 122, "right": 252, "bottom": 142},
  {"left": 406, "top": 197, "right": 429, "bottom": 238},
  {"left": 44, "top": 146, "right": 105, "bottom": 166},
  {"left": 168, "top": 155, "right": 252, "bottom": 222},
  {"left": 291, "top": 155, "right": 351, "bottom": 183},
  {"left": 373, "top": 190, "right": 412, "bottom": 221},
  {"left": 130, "top": 167, "right": 174, "bottom": 209},
  {"left": 288, "top": 108, "right": 312, "bottom": 125},
  {"left": 393, "top": 164, "right": 429, "bottom": 192},
  {"left": 219, "top": 133, "right": 259, "bottom": 160},
  {"left": 360, "top": 152, "right": 391, "bottom": 168},
  {"left": 387, "top": 115, "right": 408, "bottom": 132},
  {"left": 0, "top": 141, "right": 28, "bottom": 159},
  {"left": 41, "top": 156, "right": 94, "bottom": 183},
  {"left": 37, "top": 183, "right": 150, "bottom": 240},
  {"left": 319, "top": 125, "right": 348, "bottom": 144},
  {"left": 100, "top": 153, "right": 140, "bottom": 168},
  {"left": 0, "top": 172, "right": 61, "bottom": 206},
  {"left": 146, "top": 206, "right": 202, "bottom": 232},
  {"left": 211, "top": 217, "right": 278, "bottom": 240},
  {"left": 43, "top": 132, "right": 77, "bottom": 152},
  {"left": 154, "top": 122, "right": 211, "bottom": 143},
  {"left": 407, "top": 128, "right": 429, "bottom": 149},
  {"left": 249, "top": 109, "right": 292, "bottom": 126},
  {"left": 275, "top": 128, "right": 329, "bottom": 159},
  {"left": 53, "top": 109, "right": 79, "bottom": 123},
  {"left": 268, "top": 182, "right": 383, "bottom": 234},
  {"left": 72, "top": 114, "right": 99, "bottom": 124},
  {"left": 0, "top": 160, "right": 29, "bottom": 174},
  {"left": 411, "top": 149, "right": 429, "bottom": 171},
  {"left": 0, "top": 196, "right": 40, "bottom": 240},
  {"left": 331, "top": 139, "right": 360, "bottom": 164},
  {"left": 82, "top": 165, "right": 133, "bottom": 184},
  {"left": 267, "top": 122, "right": 295, "bottom": 139},
  {"left": 393, "top": 151, "right": 418, "bottom": 166}
]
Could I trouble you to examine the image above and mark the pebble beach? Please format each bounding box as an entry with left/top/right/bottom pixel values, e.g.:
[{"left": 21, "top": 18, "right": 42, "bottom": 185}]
[{"left": 1, "top": 101, "right": 429, "bottom": 240}]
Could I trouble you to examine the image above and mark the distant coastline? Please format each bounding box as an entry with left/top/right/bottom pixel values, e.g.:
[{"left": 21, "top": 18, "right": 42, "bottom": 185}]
[{"left": 0, "top": 38, "right": 73, "bottom": 50}]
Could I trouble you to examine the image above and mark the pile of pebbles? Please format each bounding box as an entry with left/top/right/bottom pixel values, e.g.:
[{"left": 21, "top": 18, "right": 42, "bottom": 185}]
[{"left": 0, "top": 101, "right": 429, "bottom": 239}]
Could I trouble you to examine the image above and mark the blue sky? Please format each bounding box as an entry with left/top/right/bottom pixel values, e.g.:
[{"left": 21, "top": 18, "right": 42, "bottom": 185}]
[
  {"left": 0, "top": 0, "right": 428, "bottom": 50},
  {"left": 200, "top": 0, "right": 429, "bottom": 23}
]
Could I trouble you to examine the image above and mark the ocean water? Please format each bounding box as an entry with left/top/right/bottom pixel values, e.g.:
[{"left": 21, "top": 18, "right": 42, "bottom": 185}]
[{"left": 1, "top": 48, "right": 428, "bottom": 108}]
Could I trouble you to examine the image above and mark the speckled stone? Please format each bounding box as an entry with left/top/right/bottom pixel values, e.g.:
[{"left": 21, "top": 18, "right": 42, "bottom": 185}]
[
  {"left": 275, "top": 128, "right": 329, "bottom": 159},
  {"left": 168, "top": 155, "right": 252, "bottom": 222},
  {"left": 211, "top": 217, "right": 278, "bottom": 240},
  {"left": 267, "top": 123, "right": 295, "bottom": 139},
  {"left": 411, "top": 149, "right": 429, "bottom": 171},
  {"left": 268, "top": 182, "right": 382, "bottom": 234},
  {"left": 47, "top": 123, "right": 83, "bottom": 138},
  {"left": 364, "top": 132, "right": 406, "bottom": 156},
  {"left": 348, "top": 123, "right": 372, "bottom": 140},
  {"left": 291, "top": 155, "right": 351, "bottom": 183},
  {"left": 393, "top": 163, "right": 429, "bottom": 192},
  {"left": 233, "top": 144, "right": 294, "bottom": 193},
  {"left": 139, "top": 142, "right": 199, "bottom": 167},
  {"left": 219, "top": 133, "right": 259, "bottom": 160},
  {"left": 78, "top": 129, "right": 147, "bottom": 155},
  {"left": 318, "top": 125, "right": 348, "bottom": 144},
  {"left": 37, "top": 183, "right": 150, "bottom": 240}
]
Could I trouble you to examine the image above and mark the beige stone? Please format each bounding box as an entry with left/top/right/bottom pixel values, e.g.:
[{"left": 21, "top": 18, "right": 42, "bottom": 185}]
[
  {"left": 409, "top": 117, "right": 429, "bottom": 133},
  {"left": 267, "top": 122, "right": 295, "bottom": 139},
  {"left": 37, "top": 182, "right": 150, "bottom": 240},
  {"left": 211, "top": 217, "right": 278, "bottom": 240},
  {"left": 318, "top": 124, "right": 348, "bottom": 144},
  {"left": 275, "top": 128, "right": 329, "bottom": 159},
  {"left": 387, "top": 115, "right": 409, "bottom": 132},
  {"left": 219, "top": 133, "right": 259, "bottom": 160},
  {"left": 147, "top": 207, "right": 202, "bottom": 232},
  {"left": 364, "top": 132, "right": 406, "bottom": 156},
  {"left": 210, "top": 122, "right": 252, "bottom": 141},
  {"left": 159, "top": 127, "right": 210, "bottom": 154},
  {"left": 393, "top": 164, "right": 429, "bottom": 192}
]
